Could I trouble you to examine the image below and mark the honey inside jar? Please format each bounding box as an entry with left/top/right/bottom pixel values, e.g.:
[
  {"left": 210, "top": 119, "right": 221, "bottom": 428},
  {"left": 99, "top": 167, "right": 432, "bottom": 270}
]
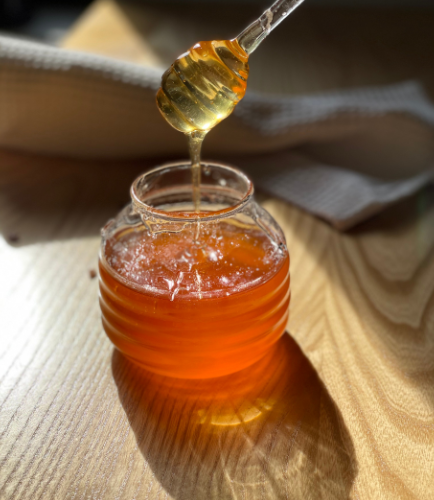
[{"left": 99, "top": 162, "right": 290, "bottom": 379}]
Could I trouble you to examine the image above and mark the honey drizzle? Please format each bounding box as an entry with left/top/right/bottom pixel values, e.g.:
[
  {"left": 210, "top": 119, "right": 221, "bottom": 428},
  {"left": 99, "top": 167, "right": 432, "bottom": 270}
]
[
  {"left": 187, "top": 130, "right": 208, "bottom": 212},
  {"left": 156, "top": 0, "right": 306, "bottom": 210},
  {"left": 156, "top": 39, "right": 249, "bottom": 212}
]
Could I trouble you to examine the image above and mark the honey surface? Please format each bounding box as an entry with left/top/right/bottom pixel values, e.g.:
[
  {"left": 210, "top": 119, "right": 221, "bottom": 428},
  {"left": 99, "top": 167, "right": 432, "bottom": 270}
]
[{"left": 105, "top": 220, "right": 285, "bottom": 298}]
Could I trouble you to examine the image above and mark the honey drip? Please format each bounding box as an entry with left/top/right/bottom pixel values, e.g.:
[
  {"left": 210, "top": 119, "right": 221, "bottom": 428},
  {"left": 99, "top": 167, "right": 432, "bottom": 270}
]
[
  {"left": 156, "top": 39, "right": 249, "bottom": 210},
  {"left": 188, "top": 130, "right": 208, "bottom": 212},
  {"left": 156, "top": 0, "right": 306, "bottom": 208}
]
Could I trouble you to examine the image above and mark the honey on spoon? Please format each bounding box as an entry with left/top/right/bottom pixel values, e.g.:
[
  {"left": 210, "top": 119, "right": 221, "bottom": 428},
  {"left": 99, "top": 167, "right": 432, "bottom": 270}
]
[{"left": 156, "top": 0, "right": 306, "bottom": 210}]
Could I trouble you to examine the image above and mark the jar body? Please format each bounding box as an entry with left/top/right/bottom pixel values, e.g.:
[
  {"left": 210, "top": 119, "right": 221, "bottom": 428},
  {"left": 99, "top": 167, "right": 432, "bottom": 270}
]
[{"left": 99, "top": 162, "right": 290, "bottom": 379}]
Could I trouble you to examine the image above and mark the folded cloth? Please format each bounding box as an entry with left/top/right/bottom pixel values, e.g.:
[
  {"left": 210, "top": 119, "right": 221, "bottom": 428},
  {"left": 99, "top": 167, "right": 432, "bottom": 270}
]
[
  {"left": 239, "top": 152, "right": 433, "bottom": 230},
  {"left": 1, "top": 35, "right": 433, "bottom": 229}
]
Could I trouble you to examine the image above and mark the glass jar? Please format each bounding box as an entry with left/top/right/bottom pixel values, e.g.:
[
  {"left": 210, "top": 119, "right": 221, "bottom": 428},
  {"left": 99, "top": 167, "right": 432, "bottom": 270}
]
[{"left": 99, "top": 161, "right": 290, "bottom": 379}]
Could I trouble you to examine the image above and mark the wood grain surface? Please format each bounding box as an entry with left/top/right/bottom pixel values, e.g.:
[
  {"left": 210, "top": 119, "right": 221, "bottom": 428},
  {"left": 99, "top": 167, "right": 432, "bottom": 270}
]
[{"left": 1, "top": 2, "right": 434, "bottom": 499}]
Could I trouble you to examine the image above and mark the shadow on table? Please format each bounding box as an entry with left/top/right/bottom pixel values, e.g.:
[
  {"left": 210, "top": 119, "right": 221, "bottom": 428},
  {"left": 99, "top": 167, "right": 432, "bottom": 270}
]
[
  {"left": 0, "top": 149, "right": 161, "bottom": 246},
  {"left": 112, "top": 333, "right": 358, "bottom": 500}
]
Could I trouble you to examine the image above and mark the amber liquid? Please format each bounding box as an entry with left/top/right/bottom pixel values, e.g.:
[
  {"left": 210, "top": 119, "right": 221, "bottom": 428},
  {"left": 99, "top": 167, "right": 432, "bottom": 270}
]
[
  {"left": 156, "top": 39, "right": 249, "bottom": 209},
  {"left": 100, "top": 219, "right": 290, "bottom": 379},
  {"left": 188, "top": 130, "right": 207, "bottom": 212},
  {"left": 156, "top": 39, "right": 249, "bottom": 134}
]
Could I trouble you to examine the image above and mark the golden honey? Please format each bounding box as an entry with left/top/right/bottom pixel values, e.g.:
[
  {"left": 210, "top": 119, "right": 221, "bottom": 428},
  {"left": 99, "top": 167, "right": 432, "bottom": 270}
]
[{"left": 156, "top": 39, "right": 249, "bottom": 134}]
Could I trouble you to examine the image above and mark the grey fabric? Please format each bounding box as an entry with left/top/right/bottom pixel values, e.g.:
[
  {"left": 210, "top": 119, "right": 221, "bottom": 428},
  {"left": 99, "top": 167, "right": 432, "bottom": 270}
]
[
  {"left": 237, "top": 81, "right": 434, "bottom": 132},
  {"left": 1, "top": 35, "right": 433, "bottom": 229},
  {"left": 241, "top": 152, "right": 433, "bottom": 230}
]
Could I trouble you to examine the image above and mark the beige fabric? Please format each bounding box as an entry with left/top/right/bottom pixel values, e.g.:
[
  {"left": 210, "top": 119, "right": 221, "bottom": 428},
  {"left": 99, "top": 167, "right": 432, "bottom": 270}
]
[{"left": 1, "top": 35, "right": 433, "bottom": 229}]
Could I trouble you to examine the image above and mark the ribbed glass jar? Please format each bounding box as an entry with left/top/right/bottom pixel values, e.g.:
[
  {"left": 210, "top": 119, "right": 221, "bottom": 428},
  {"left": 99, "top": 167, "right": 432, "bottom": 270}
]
[{"left": 99, "top": 162, "right": 290, "bottom": 379}]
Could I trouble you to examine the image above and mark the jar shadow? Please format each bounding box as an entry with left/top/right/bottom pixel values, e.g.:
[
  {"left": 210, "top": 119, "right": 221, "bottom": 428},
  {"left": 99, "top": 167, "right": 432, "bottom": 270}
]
[{"left": 111, "top": 333, "right": 358, "bottom": 500}]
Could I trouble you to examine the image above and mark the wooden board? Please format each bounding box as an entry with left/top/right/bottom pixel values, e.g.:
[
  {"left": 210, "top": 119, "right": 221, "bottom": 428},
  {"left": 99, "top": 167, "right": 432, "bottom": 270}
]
[
  {"left": 1, "top": 150, "right": 433, "bottom": 500},
  {"left": 1, "top": 2, "right": 434, "bottom": 499}
]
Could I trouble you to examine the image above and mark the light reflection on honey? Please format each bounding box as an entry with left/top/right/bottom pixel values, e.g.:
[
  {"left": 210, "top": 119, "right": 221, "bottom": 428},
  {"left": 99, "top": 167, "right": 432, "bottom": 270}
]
[
  {"left": 112, "top": 334, "right": 357, "bottom": 498},
  {"left": 118, "top": 333, "right": 303, "bottom": 429}
]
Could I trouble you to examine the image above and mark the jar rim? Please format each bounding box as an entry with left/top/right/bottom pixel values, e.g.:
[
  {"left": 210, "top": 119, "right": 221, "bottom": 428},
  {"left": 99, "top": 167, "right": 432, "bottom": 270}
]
[{"left": 130, "top": 161, "right": 254, "bottom": 222}]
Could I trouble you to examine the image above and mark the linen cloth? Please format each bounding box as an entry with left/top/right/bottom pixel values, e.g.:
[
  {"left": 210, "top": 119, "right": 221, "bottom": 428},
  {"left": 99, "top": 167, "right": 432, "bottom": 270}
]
[{"left": 1, "top": 35, "right": 433, "bottom": 229}]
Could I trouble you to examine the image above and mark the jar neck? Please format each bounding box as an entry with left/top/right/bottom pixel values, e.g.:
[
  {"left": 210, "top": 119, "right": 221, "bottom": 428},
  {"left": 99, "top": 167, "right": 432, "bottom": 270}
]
[{"left": 130, "top": 161, "right": 254, "bottom": 223}]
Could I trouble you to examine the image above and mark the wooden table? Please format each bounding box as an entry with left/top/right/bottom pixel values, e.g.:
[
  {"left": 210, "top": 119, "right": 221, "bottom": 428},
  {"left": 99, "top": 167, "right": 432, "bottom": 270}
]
[{"left": 1, "top": 2, "right": 434, "bottom": 499}]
